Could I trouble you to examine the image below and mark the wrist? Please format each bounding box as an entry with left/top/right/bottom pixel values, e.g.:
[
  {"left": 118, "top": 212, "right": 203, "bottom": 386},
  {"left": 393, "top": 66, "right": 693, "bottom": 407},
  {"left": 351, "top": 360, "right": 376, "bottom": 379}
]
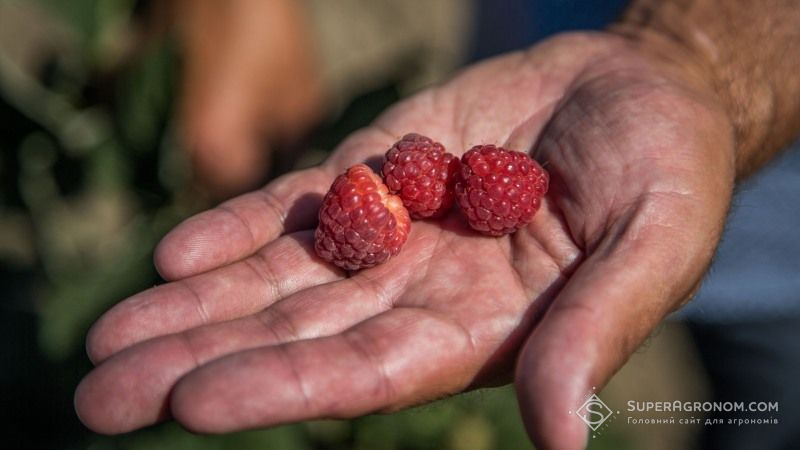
[
  {"left": 610, "top": 22, "right": 756, "bottom": 177},
  {"left": 610, "top": 0, "right": 800, "bottom": 179},
  {"left": 603, "top": 24, "right": 737, "bottom": 176}
]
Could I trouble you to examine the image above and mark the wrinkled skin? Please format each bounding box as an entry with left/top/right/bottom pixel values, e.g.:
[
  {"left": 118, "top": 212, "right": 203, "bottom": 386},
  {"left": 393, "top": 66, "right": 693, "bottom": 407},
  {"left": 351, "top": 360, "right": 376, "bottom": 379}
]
[{"left": 75, "top": 33, "right": 734, "bottom": 450}]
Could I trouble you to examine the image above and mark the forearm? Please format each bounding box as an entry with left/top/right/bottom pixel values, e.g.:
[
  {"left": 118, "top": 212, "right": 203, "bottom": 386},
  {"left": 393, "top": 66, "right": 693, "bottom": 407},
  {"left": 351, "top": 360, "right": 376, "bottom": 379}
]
[{"left": 613, "top": 0, "right": 800, "bottom": 179}]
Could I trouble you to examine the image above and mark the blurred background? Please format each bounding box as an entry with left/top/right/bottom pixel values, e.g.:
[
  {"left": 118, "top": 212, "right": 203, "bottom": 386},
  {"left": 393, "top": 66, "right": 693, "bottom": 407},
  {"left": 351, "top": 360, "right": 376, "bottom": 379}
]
[{"left": 5, "top": 0, "right": 791, "bottom": 449}]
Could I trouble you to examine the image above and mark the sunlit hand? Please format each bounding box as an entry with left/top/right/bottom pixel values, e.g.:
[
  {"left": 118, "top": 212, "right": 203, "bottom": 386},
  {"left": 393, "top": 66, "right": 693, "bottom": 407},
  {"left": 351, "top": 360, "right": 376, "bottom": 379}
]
[
  {"left": 75, "top": 32, "right": 733, "bottom": 450},
  {"left": 174, "top": 0, "right": 323, "bottom": 197}
]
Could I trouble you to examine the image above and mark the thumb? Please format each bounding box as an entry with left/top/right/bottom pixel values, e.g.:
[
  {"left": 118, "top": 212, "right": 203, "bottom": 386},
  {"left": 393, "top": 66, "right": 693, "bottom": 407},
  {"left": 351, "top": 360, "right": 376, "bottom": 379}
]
[{"left": 514, "top": 198, "right": 722, "bottom": 450}]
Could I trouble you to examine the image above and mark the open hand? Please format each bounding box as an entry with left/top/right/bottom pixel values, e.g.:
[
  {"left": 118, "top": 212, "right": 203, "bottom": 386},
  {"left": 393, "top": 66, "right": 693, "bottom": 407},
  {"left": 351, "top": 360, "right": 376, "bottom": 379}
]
[{"left": 76, "top": 32, "right": 734, "bottom": 450}]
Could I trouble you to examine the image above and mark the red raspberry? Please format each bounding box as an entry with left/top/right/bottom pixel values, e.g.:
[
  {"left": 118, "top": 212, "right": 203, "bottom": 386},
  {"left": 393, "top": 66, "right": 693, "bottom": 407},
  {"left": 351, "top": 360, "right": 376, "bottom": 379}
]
[
  {"left": 315, "top": 164, "right": 411, "bottom": 270},
  {"left": 382, "top": 133, "right": 460, "bottom": 219},
  {"left": 455, "top": 145, "right": 548, "bottom": 236}
]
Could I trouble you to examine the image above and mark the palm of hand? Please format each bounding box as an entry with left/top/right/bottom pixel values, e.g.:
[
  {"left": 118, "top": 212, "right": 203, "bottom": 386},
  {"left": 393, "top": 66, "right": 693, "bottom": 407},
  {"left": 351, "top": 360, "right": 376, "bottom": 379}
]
[{"left": 76, "top": 33, "right": 733, "bottom": 447}]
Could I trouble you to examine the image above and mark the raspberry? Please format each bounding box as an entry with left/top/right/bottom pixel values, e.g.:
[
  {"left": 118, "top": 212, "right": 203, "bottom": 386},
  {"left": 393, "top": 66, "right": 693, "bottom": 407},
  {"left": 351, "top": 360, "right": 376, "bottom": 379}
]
[
  {"left": 382, "top": 133, "right": 459, "bottom": 219},
  {"left": 315, "top": 164, "right": 411, "bottom": 270},
  {"left": 455, "top": 145, "right": 548, "bottom": 236}
]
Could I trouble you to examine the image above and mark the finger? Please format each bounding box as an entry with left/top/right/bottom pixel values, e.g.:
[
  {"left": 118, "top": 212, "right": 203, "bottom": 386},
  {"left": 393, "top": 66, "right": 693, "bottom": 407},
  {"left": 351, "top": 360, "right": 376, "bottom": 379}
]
[
  {"left": 154, "top": 167, "right": 333, "bottom": 280},
  {"left": 179, "top": 51, "right": 272, "bottom": 198},
  {"left": 515, "top": 198, "right": 725, "bottom": 450},
  {"left": 88, "top": 231, "right": 343, "bottom": 363},
  {"left": 154, "top": 125, "right": 406, "bottom": 281},
  {"left": 74, "top": 273, "right": 395, "bottom": 434},
  {"left": 168, "top": 307, "right": 480, "bottom": 433},
  {"left": 185, "top": 117, "right": 272, "bottom": 198}
]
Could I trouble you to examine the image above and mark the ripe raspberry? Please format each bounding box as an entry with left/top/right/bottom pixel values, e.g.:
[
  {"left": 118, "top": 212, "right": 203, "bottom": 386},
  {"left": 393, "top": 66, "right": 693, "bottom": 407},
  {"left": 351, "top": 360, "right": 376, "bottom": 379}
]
[
  {"left": 382, "top": 134, "right": 459, "bottom": 219},
  {"left": 315, "top": 164, "right": 411, "bottom": 270},
  {"left": 455, "top": 145, "right": 548, "bottom": 236}
]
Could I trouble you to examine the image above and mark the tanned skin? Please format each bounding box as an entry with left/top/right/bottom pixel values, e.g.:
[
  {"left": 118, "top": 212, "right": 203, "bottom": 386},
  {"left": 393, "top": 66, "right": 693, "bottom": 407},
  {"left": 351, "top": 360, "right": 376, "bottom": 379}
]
[
  {"left": 174, "top": 0, "right": 324, "bottom": 197},
  {"left": 76, "top": 2, "right": 800, "bottom": 449},
  {"left": 617, "top": 0, "right": 800, "bottom": 176}
]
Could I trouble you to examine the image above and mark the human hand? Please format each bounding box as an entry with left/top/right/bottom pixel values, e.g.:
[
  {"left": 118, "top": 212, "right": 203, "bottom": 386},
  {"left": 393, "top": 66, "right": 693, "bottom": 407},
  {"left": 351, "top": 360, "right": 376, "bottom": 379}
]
[
  {"left": 174, "top": 0, "right": 323, "bottom": 197},
  {"left": 75, "top": 32, "right": 734, "bottom": 449}
]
